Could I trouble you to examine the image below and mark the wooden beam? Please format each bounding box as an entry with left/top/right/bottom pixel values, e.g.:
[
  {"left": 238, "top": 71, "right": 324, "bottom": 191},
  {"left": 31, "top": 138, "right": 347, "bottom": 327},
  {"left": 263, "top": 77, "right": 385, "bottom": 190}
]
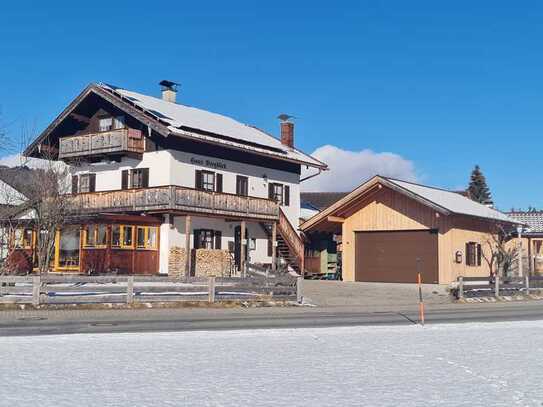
[
  {"left": 271, "top": 222, "right": 277, "bottom": 272},
  {"left": 185, "top": 215, "right": 191, "bottom": 278},
  {"left": 240, "top": 220, "right": 246, "bottom": 277},
  {"left": 327, "top": 215, "right": 345, "bottom": 223}
]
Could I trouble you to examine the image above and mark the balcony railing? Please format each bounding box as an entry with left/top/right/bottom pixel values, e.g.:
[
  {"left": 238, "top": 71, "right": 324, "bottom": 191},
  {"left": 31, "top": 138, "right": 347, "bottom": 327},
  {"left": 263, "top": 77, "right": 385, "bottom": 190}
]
[
  {"left": 67, "top": 186, "right": 279, "bottom": 221},
  {"left": 58, "top": 128, "right": 145, "bottom": 160}
]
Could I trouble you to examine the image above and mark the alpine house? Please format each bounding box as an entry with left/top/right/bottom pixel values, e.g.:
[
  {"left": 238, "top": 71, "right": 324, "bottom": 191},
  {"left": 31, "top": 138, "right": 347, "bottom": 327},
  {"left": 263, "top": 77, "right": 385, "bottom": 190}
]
[{"left": 22, "top": 81, "right": 327, "bottom": 276}]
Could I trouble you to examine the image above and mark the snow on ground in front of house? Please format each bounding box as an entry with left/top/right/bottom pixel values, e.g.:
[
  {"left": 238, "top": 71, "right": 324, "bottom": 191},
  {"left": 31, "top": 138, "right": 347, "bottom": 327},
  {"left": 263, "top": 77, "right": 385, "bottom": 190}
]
[{"left": 2, "top": 321, "right": 543, "bottom": 406}]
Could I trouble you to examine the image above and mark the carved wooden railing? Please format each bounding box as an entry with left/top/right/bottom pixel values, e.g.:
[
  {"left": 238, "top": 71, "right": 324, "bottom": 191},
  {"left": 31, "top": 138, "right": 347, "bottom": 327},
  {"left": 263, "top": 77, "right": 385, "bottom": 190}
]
[
  {"left": 67, "top": 186, "right": 279, "bottom": 220},
  {"left": 59, "top": 128, "right": 144, "bottom": 159},
  {"left": 277, "top": 207, "right": 305, "bottom": 269}
]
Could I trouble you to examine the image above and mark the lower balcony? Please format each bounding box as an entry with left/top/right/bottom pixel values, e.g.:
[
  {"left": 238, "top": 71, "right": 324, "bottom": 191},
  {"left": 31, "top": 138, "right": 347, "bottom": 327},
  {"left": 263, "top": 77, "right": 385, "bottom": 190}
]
[{"left": 67, "top": 186, "right": 279, "bottom": 221}]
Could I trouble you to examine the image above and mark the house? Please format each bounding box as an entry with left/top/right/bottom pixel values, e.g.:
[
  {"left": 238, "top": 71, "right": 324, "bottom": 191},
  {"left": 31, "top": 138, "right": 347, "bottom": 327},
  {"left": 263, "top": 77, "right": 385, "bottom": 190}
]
[
  {"left": 300, "top": 175, "right": 520, "bottom": 284},
  {"left": 15, "top": 81, "right": 327, "bottom": 276},
  {"left": 506, "top": 211, "right": 543, "bottom": 274},
  {"left": 300, "top": 192, "right": 348, "bottom": 277}
]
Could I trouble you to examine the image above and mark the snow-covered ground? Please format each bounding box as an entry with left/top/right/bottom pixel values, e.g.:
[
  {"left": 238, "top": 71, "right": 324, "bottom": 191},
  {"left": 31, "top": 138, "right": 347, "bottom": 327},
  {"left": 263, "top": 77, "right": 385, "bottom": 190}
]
[{"left": 2, "top": 321, "right": 543, "bottom": 406}]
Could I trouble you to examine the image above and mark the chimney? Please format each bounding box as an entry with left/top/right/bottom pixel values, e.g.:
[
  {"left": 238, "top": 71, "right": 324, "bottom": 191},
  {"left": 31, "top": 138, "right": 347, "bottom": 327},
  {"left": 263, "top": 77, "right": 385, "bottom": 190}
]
[
  {"left": 278, "top": 114, "right": 294, "bottom": 148},
  {"left": 159, "top": 80, "right": 179, "bottom": 103}
]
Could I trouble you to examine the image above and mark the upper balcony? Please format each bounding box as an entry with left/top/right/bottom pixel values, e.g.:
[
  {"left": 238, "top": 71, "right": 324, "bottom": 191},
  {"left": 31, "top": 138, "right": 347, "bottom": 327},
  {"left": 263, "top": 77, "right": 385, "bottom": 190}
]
[
  {"left": 58, "top": 128, "right": 144, "bottom": 160},
  {"left": 67, "top": 186, "right": 280, "bottom": 221}
]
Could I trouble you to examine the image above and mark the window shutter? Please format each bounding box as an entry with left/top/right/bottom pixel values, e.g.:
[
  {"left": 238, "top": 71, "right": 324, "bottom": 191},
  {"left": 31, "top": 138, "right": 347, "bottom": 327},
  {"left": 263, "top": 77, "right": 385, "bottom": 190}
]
[
  {"left": 214, "top": 231, "right": 222, "bottom": 250},
  {"left": 195, "top": 170, "right": 202, "bottom": 190},
  {"left": 142, "top": 168, "right": 149, "bottom": 188},
  {"left": 465, "top": 243, "right": 470, "bottom": 266},
  {"left": 121, "top": 170, "right": 129, "bottom": 190},
  {"left": 268, "top": 238, "right": 273, "bottom": 257},
  {"left": 89, "top": 174, "right": 96, "bottom": 192},
  {"left": 193, "top": 229, "right": 201, "bottom": 249},
  {"left": 71, "top": 175, "right": 79, "bottom": 194},
  {"left": 216, "top": 173, "right": 223, "bottom": 193},
  {"left": 477, "top": 244, "right": 482, "bottom": 266},
  {"left": 284, "top": 185, "right": 290, "bottom": 206},
  {"left": 268, "top": 183, "right": 274, "bottom": 200}
]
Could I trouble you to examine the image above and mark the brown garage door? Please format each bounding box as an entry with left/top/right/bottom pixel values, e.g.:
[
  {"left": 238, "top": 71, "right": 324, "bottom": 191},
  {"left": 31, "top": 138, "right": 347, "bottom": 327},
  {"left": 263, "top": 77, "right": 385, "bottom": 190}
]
[{"left": 355, "top": 230, "right": 438, "bottom": 284}]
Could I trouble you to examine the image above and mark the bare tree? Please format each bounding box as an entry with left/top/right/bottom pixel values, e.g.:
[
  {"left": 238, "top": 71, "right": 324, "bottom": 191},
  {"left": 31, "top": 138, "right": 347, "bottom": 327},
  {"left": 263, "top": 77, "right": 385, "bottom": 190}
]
[{"left": 481, "top": 224, "right": 518, "bottom": 280}]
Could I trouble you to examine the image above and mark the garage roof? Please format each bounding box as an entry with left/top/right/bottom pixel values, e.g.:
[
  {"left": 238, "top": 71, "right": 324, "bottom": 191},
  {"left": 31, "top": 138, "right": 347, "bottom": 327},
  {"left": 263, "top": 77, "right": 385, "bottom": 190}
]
[{"left": 301, "top": 175, "right": 521, "bottom": 231}]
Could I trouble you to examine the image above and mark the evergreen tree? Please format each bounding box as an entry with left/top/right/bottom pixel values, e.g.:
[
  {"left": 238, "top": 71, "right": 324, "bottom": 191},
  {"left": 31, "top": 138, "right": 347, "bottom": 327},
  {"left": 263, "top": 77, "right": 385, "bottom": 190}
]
[{"left": 467, "top": 165, "right": 493, "bottom": 205}]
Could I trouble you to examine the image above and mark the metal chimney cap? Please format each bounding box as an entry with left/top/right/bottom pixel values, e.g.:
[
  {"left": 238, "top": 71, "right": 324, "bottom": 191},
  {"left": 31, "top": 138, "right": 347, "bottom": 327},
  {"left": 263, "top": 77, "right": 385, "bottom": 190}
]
[{"left": 159, "top": 80, "right": 180, "bottom": 91}]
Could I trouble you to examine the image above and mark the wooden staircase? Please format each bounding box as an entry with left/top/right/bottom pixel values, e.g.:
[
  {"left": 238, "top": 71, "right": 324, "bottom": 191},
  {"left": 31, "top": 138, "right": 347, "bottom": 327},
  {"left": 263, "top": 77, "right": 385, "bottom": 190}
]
[{"left": 260, "top": 208, "right": 305, "bottom": 275}]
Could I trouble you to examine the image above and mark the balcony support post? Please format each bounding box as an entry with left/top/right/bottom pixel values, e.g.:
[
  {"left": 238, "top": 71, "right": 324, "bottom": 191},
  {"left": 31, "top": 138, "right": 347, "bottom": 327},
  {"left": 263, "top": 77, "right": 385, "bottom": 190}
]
[
  {"left": 185, "top": 215, "right": 192, "bottom": 278},
  {"left": 271, "top": 222, "right": 277, "bottom": 272},
  {"left": 240, "top": 220, "right": 246, "bottom": 277}
]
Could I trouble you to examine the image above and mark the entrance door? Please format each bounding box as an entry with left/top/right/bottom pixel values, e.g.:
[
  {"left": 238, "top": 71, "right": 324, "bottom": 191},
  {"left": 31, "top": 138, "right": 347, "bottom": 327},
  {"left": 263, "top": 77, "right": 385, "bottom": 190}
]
[
  {"left": 234, "top": 226, "right": 248, "bottom": 270},
  {"left": 55, "top": 226, "right": 81, "bottom": 272},
  {"left": 354, "top": 230, "right": 439, "bottom": 283}
]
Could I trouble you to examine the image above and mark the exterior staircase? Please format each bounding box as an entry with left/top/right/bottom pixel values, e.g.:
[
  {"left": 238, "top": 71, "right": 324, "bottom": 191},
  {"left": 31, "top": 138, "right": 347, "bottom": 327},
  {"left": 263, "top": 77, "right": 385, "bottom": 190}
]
[{"left": 260, "top": 208, "right": 305, "bottom": 275}]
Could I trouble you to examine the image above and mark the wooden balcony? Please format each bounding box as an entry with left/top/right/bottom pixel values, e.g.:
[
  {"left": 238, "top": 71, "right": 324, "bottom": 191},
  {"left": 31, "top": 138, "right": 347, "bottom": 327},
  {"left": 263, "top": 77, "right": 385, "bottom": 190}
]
[
  {"left": 58, "top": 128, "right": 144, "bottom": 160},
  {"left": 67, "top": 186, "right": 279, "bottom": 221}
]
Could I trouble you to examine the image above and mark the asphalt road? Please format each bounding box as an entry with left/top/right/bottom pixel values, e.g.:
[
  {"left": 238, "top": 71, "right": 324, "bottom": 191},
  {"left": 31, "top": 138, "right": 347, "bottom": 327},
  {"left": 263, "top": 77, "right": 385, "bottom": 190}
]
[{"left": 1, "top": 301, "right": 543, "bottom": 336}]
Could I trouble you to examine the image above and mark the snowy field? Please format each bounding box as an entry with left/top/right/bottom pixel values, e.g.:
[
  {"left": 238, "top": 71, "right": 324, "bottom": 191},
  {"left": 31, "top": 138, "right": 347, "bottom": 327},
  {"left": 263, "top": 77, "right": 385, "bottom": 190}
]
[{"left": 2, "top": 321, "right": 543, "bottom": 406}]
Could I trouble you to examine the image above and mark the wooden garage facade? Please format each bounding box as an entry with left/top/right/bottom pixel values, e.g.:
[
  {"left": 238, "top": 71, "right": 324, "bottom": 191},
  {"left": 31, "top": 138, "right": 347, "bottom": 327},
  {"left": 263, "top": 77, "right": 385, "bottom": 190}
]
[{"left": 301, "top": 176, "right": 521, "bottom": 285}]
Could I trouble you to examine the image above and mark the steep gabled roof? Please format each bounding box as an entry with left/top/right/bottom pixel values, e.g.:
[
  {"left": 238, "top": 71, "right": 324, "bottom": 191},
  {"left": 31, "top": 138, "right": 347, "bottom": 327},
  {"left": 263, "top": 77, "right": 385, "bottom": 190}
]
[
  {"left": 24, "top": 83, "right": 327, "bottom": 170},
  {"left": 301, "top": 175, "right": 520, "bottom": 231},
  {"left": 301, "top": 192, "right": 349, "bottom": 211}
]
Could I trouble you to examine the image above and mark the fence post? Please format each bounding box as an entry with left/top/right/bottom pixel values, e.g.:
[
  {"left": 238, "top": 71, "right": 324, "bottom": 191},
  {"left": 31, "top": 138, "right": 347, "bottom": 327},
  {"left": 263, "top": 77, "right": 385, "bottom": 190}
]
[
  {"left": 458, "top": 276, "right": 464, "bottom": 299},
  {"left": 208, "top": 276, "right": 216, "bottom": 303},
  {"left": 494, "top": 275, "right": 500, "bottom": 298},
  {"left": 126, "top": 276, "right": 134, "bottom": 304},
  {"left": 296, "top": 276, "right": 303, "bottom": 304},
  {"left": 525, "top": 274, "right": 530, "bottom": 295},
  {"left": 32, "top": 275, "right": 41, "bottom": 306}
]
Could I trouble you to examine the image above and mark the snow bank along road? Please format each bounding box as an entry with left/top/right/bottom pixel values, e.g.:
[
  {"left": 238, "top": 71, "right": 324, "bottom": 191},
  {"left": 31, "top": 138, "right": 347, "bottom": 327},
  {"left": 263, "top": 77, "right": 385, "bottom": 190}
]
[{"left": 1, "top": 320, "right": 543, "bottom": 406}]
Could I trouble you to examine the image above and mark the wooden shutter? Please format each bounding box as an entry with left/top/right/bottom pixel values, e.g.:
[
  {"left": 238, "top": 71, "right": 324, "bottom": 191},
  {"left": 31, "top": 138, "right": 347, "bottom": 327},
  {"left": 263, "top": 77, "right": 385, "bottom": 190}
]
[
  {"left": 71, "top": 175, "right": 79, "bottom": 194},
  {"left": 89, "top": 174, "right": 96, "bottom": 192},
  {"left": 465, "top": 243, "right": 470, "bottom": 266},
  {"left": 195, "top": 170, "right": 202, "bottom": 190},
  {"left": 142, "top": 168, "right": 149, "bottom": 188},
  {"left": 477, "top": 244, "right": 482, "bottom": 266},
  {"left": 121, "top": 170, "right": 129, "bottom": 190},
  {"left": 193, "top": 229, "right": 201, "bottom": 249},
  {"left": 216, "top": 173, "right": 223, "bottom": 193},
  {"left": 214, "top": 231, "right": 222, "bottom": 250},
  {"left": 268, "top": 183, "right": 274, "bottom": 200},
  {"left": 268, "top": 237, "right": 273, "bottom": 257},
  {"left": 284, "top": 185, "right": 290, "bottom": 206}
]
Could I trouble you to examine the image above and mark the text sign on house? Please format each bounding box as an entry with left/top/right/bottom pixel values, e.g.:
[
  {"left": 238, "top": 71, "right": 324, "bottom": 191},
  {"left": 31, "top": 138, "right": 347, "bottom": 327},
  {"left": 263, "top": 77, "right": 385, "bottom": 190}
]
[{"left": 190, "top": 157, "right": 227, "bottom": 170}]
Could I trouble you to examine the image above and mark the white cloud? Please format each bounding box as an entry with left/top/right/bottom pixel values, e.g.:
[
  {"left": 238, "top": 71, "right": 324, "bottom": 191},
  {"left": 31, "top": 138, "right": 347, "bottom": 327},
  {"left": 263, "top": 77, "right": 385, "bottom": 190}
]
[{"left": 301, "top": 145, "right": 418, "bottom": 192}]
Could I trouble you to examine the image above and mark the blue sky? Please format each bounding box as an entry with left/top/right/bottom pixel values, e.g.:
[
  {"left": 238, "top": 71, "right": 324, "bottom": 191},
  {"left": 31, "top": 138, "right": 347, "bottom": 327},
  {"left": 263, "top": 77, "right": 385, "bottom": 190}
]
[{"left": 1, "top": 1, "right": 542, "bottom": 210}]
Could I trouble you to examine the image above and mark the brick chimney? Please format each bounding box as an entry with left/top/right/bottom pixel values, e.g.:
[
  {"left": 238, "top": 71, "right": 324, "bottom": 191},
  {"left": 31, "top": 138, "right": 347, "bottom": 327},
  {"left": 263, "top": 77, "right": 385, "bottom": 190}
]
[
  {"left": 159, "top": 80, "right": 179, "bottom": 103},
  {"left": 278, "top": 114, "right": 294, "bottom": 148}
]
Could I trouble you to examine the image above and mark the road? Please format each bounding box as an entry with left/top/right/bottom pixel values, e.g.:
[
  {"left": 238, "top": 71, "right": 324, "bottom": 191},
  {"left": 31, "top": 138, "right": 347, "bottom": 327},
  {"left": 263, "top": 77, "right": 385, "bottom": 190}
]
[{"left": 1, "top": 301, "right": 543, "bottom": 336}]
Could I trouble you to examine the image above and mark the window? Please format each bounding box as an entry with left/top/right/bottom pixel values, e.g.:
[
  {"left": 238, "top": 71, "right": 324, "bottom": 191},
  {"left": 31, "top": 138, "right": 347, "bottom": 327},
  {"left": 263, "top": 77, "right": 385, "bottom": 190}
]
[
  {"left": 113, "top": 116, "right": 125, "bottom": 129},
  {"left": 466, "top": 242, "right": 482, "bottom": 267},
  {"left": 111, "top": 225, "right": 121, "bottom": 247},
  {"left": 14, "top": 228, "right": 33, "bottom": 249},
  {"left": 236, "top": 175, "right": 248, "bottom": 196},
  {"left": 136, "top": 226, "right": 158, "bottom": 250},
  {"left": 268, "top": 183, "right": 290, "bottom": 206},
  {"left": 57, "top": 226, "right": 80, "bottom": 269},
  {"left": 194, "top": 229, "right": 221, "bottom": 250},
  {"left": 121, "top": 168, "right": 149, "bottom": 189},
  {"left": 99, "top": 117, "right": 113, "bottom": 132},
  {"left": 72, "top": 174, "right": 96, "bottom": 193},
  {"left": 195, "top": 170, "right": 222, "bottom": 192},
  {"left": 123, "top": 226, "right": 134, "bottom": 248},
  {"left": 84, "top": 224, "right": 107, "bottom": 248}
]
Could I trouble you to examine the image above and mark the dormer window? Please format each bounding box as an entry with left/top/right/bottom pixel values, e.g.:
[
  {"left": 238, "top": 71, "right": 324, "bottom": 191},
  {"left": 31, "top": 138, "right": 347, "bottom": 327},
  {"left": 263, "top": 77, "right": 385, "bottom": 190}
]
[{"left": 99, "top": 115, "right": 125, "bottom": 132}]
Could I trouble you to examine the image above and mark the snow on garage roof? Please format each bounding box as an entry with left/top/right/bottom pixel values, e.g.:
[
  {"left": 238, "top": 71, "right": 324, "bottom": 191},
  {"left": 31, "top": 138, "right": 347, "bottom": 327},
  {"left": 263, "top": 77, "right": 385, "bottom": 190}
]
[
  {"left": 301, "top": 175, "right": 520, "bottom": 230},
  {"left": 98, "top": 83, "right": 326, "bottom": 169},
  {"left": 386, "top": 177, "right": 518, "bottom": 223}
]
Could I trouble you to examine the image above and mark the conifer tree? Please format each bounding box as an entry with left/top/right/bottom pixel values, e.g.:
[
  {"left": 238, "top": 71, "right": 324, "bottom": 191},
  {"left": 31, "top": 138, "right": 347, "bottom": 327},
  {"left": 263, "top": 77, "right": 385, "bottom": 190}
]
[{"left": 467, "top": 165, "right": 493, "bottom": 205}]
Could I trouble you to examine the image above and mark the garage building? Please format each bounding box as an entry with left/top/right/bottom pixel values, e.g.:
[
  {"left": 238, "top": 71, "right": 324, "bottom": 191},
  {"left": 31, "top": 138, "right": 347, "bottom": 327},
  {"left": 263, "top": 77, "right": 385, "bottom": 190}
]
[{"left": 300, "top": 176, "right": 520, "bottom": 284}]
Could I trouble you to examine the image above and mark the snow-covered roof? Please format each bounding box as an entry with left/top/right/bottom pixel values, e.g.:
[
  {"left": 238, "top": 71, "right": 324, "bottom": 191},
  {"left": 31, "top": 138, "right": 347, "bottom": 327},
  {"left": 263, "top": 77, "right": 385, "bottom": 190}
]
[
  {"left": 301, "top": 175, "right": 520, "bottom": 230},
  {"left": 507, "top": 211, "right": 543, "bottom": 234},
  {"left": 385, "top": 177, "right": 518, "bottom": 223},
  {"left": 98, "top": 83, "right": 326, "bottom": 169}
]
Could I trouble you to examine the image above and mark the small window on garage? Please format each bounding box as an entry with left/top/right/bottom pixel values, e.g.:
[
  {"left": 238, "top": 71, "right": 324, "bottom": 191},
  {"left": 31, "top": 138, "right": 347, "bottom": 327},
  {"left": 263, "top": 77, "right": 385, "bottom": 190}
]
[{"left": 466, "top": 242, "right": 482, "bottom": 266}]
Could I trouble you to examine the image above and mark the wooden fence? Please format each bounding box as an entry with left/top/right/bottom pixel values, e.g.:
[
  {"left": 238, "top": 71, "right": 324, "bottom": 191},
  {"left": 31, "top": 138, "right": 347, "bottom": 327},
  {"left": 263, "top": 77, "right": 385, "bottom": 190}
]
[
  {"left": 454, "top": 275, "right": 543, "bottom": 299},
  {"left": 0, "top": 274, "right": 302, "bottom": 306}
]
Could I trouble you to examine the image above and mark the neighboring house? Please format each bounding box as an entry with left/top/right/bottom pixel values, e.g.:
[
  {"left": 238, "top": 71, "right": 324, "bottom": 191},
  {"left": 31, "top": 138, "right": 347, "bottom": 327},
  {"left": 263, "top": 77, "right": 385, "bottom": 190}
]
[
  {"left": 19, "top": 81, "right": 327, "bottom": 275},
  {"left": 0, "top": 166, "right": 41, "bottom": 260},
  {"left": 300, "top": 175, "right": 520, "bottom": 284},
  {"left": 300, "top": 192, "right": 347, "bottom": 277},
  {"left": 506, "top": 211, "right": 543, "bottom": 274}
]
